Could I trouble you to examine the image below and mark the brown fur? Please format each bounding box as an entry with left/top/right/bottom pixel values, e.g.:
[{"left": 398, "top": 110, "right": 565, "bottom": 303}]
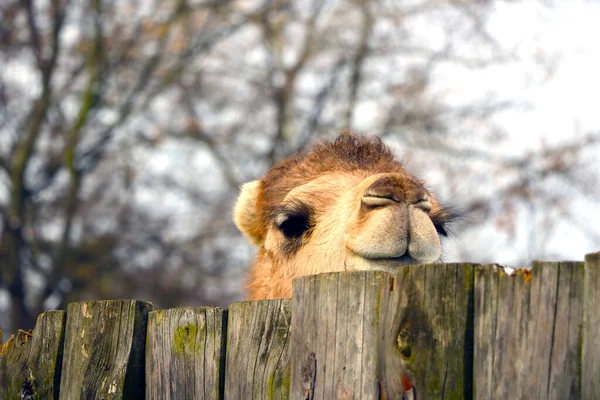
[{"left": 234, "top": 133, "right": 453, "bottom": 299}]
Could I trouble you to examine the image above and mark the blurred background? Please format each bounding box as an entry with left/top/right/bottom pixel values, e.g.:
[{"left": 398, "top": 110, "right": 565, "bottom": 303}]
[{"left": 1, "top": 0, "right": 600, "bottom": 340}]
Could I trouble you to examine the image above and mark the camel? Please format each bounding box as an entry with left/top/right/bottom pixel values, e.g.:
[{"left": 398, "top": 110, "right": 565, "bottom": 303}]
[{"left": 234, "top": 133, "right": 454, "bottom": 300}]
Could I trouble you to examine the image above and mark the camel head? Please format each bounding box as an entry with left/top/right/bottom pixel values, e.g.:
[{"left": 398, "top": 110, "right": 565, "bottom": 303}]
[{"left": 234, "top": 133, "right": 454, "bottom": 299}]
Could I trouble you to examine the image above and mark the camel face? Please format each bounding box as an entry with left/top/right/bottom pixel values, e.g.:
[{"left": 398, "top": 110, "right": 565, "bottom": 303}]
[{"left": 234, "top": 134, "right": 452, "bottom": 299}]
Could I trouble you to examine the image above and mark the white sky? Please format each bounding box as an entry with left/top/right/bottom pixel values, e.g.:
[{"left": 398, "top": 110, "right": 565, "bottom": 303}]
[{"left": 476, "top": 1, "right": 600, "bottom": 146}]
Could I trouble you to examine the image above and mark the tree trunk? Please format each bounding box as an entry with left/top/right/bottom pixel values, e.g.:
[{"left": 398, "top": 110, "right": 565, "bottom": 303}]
[{"left": 2, "top": 227, "right": 36, "bottom": 333}]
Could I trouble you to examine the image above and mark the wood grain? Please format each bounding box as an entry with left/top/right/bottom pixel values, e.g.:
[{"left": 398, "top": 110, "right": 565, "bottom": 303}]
[
  {"left": 224, "top": 299, "right": 291, "bottom": 400},
  {"left": 291, "top": 271, "right": 386, "bottom": 399},
  {"left": 59, "top": 300, "right": 152, "bottom": 400},
  {"left": 145, "top": 306, "right": 226, "bottom": 400},
  {"left": 582, "top": 252, "right": 600, "bottom": 398},
  {"left": 381, "top": 263, "right": 475, "bottom": 399},
  {"left": 1, "top": 255, "right": 597, "bottom": 398},
  {"left": 290, "top": 265, "right": 474, "bottom": 400},
  {"left": 474, "top": 262, "right": 583, "bottom": 399},
  {"left": 0, "top": 310, "right": 65, "bottom": 399}
]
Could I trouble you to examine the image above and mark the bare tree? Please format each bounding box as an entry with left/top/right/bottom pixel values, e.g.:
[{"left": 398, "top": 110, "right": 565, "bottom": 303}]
[
  {"left": 0, "top": 0, "right": 255, "bottom": 332},
  {"left": 1, "top": 0, "right": 599, "bottom": 339}
]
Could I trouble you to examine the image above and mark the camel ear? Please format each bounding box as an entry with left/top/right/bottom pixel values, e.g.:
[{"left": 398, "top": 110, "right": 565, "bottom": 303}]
[{"left": 234, "top": 180, "right": 264, "bottom": 244}]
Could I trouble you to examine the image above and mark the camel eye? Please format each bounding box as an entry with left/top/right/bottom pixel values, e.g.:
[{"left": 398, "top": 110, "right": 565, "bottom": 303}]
[
  {"left": 277, "top": 214, "right": 310, "bottom": 238},
  {"left": 274, "top": 201, "right": 314, "bottom": 240}
]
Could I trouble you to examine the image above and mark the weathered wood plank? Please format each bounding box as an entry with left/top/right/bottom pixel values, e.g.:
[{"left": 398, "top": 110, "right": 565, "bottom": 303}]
[
  {"left": 224, "top": 299, "right": 291, "bottom": 400},
  {"left": 547, "top": 262, "right": 583, "bottom": 397},
  {"left": 0, "top": 310, "right": 65, "bottom": 399},
  {"left": 472, "top": 264, "right": 498, "bottom": 397},
  {"left": 291, "top": 271, "right": 388, "bottom": 400},
  {"left": 291, "top": 265, "right": 474, "bottom": 400},
  {"left": 145, "top": 306, "right": 226, "bottom": 400},
  {"left": 474, "top": 262, "right": 583, "bottom": 399},
  {"left": 380, "top": 263, "right": 475, "bottom": 399},
  {"left": 59, "top": 300, "right": 152, "bottom": 400},
  {"left": 583, "top": 252, "right": 600, "bottom": 398}
]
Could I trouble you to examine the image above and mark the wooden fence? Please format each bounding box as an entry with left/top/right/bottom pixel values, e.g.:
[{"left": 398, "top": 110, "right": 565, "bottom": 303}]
[{"left": 1, "top": 252, "right": 599, "bottom": 399}]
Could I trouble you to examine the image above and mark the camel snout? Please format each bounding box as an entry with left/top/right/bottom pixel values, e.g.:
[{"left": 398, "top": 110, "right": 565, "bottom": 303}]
[{"left": 361, "top": 174, "right": 429, "bottom": 209}]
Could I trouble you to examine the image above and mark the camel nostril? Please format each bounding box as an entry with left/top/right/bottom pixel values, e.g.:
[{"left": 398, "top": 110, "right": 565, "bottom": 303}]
[
  {"left": 363, "top": 174, "right": 430, "bottom": 206},
  {"left": 363, "top": 178, "right": 405, "bottom": 199},
  {"left": 363, "top": 174, "right": 407, "bottom": 209},
  {"left": 362, "top": 185, "right": 405, "bottom": 208},
  {"left": 412, "top": 197, "right": 432, "bottom": 213},
  {"left": 362, "top": 195, "right": 397, "bottom": 207}
]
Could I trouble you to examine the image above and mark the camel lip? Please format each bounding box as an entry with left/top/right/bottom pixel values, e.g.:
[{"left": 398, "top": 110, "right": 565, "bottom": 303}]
[
  {"left": 363, "top": 255, "right": 419, "bottom": 268},
  {"left": 347, "top": 249, "right": 419, "bottom": 271},
  {"left": 361, "top": 254, "right": 413, "bottom": 262},
  {"left": 347, "top": 248, "right": 412, "bottom": 262}
]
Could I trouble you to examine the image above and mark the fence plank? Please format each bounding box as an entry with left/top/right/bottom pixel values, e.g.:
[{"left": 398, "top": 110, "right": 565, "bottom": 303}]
[
  {"left": 474, "top": 262, "right": 583, "bottom": 399},
  {"left": 59, "top": 300, "right": 152, "bottom": 400},
  {"left": 145, "top": 307, "right": 226, "bottom": 400},
  {"left": 380, "top": 263, "right": 475, "bottom": 399},
  {"left": 290, "top": 271, "right": 388, "bottom": 400},
  {"left": 0, "top": 310, "right": 65, "bottom": 399},
  {"left": 290, "top": 265, "right": 474, "bottom": 400},
  {"left": 224, "top": 299, "right": 291, "bottom": 400},
  {"left": 583, "top": 252, "right": 600, "bottom": 398}
]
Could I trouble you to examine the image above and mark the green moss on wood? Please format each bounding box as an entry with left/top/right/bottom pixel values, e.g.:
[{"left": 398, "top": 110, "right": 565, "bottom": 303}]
[
  {"left": 267, "top": 371, "right": 275, "bottom": 400},
  {"left": 173, "top": 323, "right": 199, "bottom": 355}
]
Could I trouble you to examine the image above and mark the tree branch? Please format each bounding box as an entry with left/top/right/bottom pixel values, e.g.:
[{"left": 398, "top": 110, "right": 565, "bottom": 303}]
[
  {"left": 74, "top": 0, "right": 246, "bottom": 174},
  {"left": 9, "top": 0, "right": 65, "bottom": 226},
  {"left": 179, "top": 90, "right": 241, "bottom": 188},
  {"left": 265, "top": 0, "right": 327, "bottom": 163},
  {"left": 44, "top": 0, "right": 104, "bottom": 302},
  {"left": 298, "top": 56, "right": 347, "bottom": 149},
  {"left": 343, "top": 2, "right": 373, "bottom": 130},
  {"left": 0, "top": 156, "right": 10, "bottom": 177},
  {"left": 21, "top": 0, "right": 43, "bottom": 70}
]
